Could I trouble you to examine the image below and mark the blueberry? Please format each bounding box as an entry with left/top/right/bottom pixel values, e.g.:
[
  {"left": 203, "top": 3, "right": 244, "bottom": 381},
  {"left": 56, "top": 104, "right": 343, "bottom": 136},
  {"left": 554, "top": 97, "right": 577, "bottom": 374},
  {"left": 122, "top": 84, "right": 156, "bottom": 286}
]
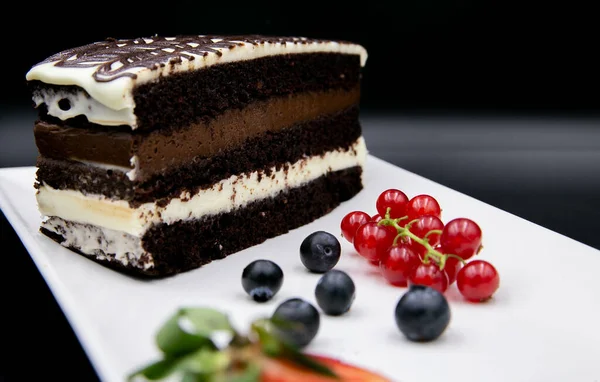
[
  {"left": 394, "top": 285, "right": 451, "bottom": 342},
  {"left": 299, "top": 231, "right": 341, "bottom": 273},
  {"left": 271, "top": 298, "right": 320, "bottom": 348},
  {"left": 315, "top": 270, "right": 355, "bottom": 316},
  {"left": 241, "top": 260, "right": 284, "bottom": 303}
]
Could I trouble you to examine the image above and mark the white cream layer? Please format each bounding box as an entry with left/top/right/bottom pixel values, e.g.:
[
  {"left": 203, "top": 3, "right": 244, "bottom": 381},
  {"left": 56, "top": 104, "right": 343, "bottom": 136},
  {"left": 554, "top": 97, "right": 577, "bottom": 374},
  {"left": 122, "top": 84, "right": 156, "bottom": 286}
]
[
  {"left": 37, "top": 137, "right": 366, "bottom": 237},
  {"left": 26, "top": 38, "right": 367, "bottom": 128},
  {"left": 42, "top": 217, "right": 151, "bottom": 269}
]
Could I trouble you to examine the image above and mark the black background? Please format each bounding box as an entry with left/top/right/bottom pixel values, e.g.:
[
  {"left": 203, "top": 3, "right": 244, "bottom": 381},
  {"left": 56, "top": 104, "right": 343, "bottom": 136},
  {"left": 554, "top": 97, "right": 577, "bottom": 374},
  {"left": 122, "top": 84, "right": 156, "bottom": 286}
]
[
  {"left": 1, "top": 1, "right": 599, "bottom": 380},
  {"left": 1, "top": 1, "right": 598, "bottom": 112}
]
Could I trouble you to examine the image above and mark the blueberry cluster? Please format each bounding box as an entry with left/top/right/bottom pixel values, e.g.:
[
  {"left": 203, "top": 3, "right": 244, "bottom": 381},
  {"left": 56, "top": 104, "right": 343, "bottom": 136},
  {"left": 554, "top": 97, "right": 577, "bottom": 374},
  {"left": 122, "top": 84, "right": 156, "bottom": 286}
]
[
  {"left": 241, "top": 230, "right": 450, "bottom": 348},
  {"left": 240, "top": 231, "right": 355, "bottom": 348}
]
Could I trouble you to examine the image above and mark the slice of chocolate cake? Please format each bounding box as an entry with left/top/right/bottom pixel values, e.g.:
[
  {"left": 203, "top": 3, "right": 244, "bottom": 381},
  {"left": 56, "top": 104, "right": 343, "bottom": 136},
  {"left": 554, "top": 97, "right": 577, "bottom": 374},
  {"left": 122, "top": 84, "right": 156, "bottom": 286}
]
[{"left": 26, "top": 35, "right": 368, "bottom": 277}]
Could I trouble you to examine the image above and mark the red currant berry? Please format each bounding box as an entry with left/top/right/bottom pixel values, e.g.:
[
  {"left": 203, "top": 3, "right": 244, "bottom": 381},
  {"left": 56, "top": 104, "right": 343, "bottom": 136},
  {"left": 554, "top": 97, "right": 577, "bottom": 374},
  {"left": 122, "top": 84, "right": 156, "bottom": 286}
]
[
  {"left": 353, "top": 222, "right": 397, "bottom": 262},
  {"left": 409, "top": 215, "right": 444, "bottom": 247},
  {"left": 405, "top": 237, "right": 428, "bottom": 259},
  {"left": 340, "top": 211, "right": 371, "bottom": 244},
  {"left": 379, "top": 244, "right": 421, "bottom": 287},
  {"left": 409, "top": 262, "right": 449, "bottom": 293},
  {"left": 406, "top": 195, "right": 442, "bottom": 221},
  {"left": 442, "top": 257, "right": 463, "bottom": 285},
  {"left": 370, "top": 214, "right": 383, "bottom": 223},
  {"left": 376, "top": 189, "right": 409, "bottom": 219},
  {"left": 440, "top": 218, "right": 483, "bottom": 260},
  {"left": 456, "top": 260, "right": 500, "bottom": 302}
]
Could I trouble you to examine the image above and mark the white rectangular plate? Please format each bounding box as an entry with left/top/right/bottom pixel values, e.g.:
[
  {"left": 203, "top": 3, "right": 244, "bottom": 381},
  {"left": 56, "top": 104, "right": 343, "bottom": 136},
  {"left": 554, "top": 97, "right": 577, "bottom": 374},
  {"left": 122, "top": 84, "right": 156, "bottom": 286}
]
[{"left": 1, "top": 156, "right": 599, "bottom": 382}]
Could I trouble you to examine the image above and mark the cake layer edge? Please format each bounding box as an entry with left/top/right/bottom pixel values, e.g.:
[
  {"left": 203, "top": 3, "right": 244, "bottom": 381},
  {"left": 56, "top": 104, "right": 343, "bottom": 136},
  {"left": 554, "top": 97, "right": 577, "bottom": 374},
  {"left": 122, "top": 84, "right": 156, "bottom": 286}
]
[
  {"left": 27, "top": 37, "right": 367, "bottom": 127},
  {"left": 37, "top": 137, "right": 367, "bottom": 236},
  {"left": 40, "top": 166, "right": 363, "bottom": 277},
  {"left": 35, "top": 105, "right": 363, "bottom": 202},
  {"left": 33, "top": 87, "right": 360, "bottom": 170}
]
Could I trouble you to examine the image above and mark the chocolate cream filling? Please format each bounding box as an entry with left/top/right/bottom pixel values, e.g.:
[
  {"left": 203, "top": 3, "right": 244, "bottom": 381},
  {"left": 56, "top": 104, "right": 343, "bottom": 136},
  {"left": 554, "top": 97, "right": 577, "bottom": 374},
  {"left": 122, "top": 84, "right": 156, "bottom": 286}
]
[
  {"left": 34, "top": 87, "right": 360, "bottom": 181},
  {"left": 36, "top": 106, "right": 363, "bottom": 205}
]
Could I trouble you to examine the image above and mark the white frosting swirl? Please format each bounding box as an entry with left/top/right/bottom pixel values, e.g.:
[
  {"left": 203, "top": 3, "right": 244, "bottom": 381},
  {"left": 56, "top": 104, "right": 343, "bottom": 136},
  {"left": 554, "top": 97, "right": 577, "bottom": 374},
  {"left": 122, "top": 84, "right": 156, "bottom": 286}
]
[{"left": 26, "top": 36, "right": 368, "bottom": 128}]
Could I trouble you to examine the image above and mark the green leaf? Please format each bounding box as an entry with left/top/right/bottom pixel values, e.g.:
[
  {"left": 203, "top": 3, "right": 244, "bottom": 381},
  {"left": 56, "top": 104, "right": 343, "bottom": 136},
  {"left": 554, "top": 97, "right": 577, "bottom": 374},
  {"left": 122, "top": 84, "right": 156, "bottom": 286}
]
[
  {"left": 156, "top": 308, "right": 234, "bottom": 356},
  {"left": 127, "top": 358, "right": 179, "bottom": 381},
  {"left": 128, "top": 349, "right": 231, "bottom": 382},
  {"left": 181, "top": 308, "right": 235, "bottom": 337},
  {"left": 156, "top": 313, "right": 213, "bottom": 356},
  {"left": 250, "top": 320, "right": 281, "bottom": 357},
  {"left": 181, "top": 373, "right": 202, "bottom": 382},
  {"left": 181, "top": 372, "right": 212, "bottom": 382},
  {"left": 178, "top": 349, "right": 230, "bottom": 374},
  {"left": 269, "top": 316, "right": 303, "bottom": 331},
  {"left": 180, "top": 372, "right": 213, "bottom": 382}
]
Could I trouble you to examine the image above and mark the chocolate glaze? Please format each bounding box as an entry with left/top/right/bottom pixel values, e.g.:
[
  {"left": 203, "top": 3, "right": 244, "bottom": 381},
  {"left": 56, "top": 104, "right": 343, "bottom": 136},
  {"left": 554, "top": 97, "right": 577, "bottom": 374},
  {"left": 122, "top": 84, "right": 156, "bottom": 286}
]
[
  {"left": 35, "top": 35, "right": 356, "bottom": 83},
  {"left": 40, "top": 166, "right": 363, "bottom": 277},
  {"left": 36, "top": 106, "right": 362, "bottom": 205},
  {"left": 34, "top": 88, "right": 360, "bottom": 173}
]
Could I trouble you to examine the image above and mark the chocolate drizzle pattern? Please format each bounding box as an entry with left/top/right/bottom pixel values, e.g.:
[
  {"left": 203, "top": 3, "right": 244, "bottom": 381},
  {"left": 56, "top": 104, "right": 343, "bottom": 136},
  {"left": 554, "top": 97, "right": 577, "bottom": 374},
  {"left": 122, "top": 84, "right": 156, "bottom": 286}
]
[{"left": 38, "top": 35, "right": 338, "bottom": 83}]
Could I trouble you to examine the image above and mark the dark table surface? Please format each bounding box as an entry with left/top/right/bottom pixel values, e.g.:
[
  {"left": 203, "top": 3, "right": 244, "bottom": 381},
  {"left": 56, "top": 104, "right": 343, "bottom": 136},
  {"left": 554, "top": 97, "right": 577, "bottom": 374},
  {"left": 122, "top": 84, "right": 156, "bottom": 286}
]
[{"left": 2, "top": 109, "right": 599, "bottom": 380}]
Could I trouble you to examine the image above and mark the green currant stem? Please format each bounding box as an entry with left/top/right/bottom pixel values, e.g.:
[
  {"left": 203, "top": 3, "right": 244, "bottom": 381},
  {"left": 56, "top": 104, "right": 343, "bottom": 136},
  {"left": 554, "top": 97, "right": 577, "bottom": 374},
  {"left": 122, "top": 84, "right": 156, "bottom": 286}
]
[
  {"left": 392, "top": 230, "right": 404, "bottom": 246},
  {"left": 378, "top": 217, "right": 462, "bottom": 271},
  {"left": 445, "top": 253, "right": 467, "bottom": 264},
  {"left": 404, "top": 218, "right": 420, "bottom": 229},
  {"left": 385, "top": 207, "right": 391, "bottom": 220},
  {"left": 424, "top": 229, "right": 443, "bottom": 239}
]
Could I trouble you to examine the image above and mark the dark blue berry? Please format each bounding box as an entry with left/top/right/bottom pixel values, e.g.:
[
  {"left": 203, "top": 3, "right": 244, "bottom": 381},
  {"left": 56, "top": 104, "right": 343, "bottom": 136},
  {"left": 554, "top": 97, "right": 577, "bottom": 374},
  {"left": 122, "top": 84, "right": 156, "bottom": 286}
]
[
  {"left": 271, "top": 298, "right": 320, "bottom": 348},
  {"left": 241, "top": 260, "right": 283, "bottom": 303},
  {"left": 394, "top": 285, "right": 450, "bottom": 342},
  {"left": 315, "top": 270, "right": 355, "bottom": 316},
  {"left": 299, "top": 231, "right": 341, "bottom": 273}
]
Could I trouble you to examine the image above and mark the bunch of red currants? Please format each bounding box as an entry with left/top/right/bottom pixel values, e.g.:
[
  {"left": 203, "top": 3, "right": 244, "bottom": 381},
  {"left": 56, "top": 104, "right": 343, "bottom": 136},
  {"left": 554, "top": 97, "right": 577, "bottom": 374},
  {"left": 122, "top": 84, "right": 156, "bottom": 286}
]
[{"left": 340, "top": 189, "right": 500, "bottom": 302}]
